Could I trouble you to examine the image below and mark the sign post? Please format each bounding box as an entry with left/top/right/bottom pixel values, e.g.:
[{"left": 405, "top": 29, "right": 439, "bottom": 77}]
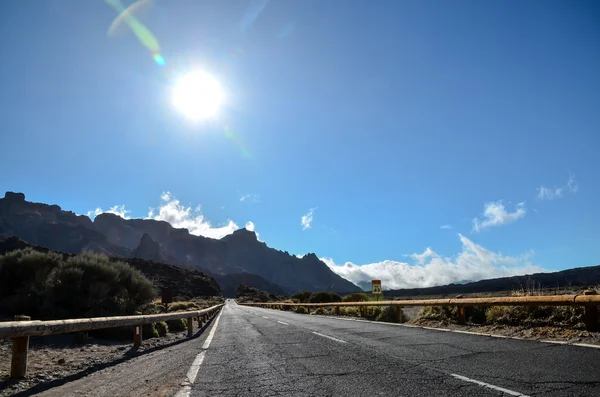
[
  {"left": 161, "top": 288, "right": 173, "bottom": 312},
  {"left": 371, "top": 280, "right": 382, "bottom": 301}
]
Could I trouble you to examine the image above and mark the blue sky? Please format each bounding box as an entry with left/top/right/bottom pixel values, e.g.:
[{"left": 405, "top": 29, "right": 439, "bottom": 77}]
[{"left": 1, "top": 1, "right": 599, "bottom": 289}]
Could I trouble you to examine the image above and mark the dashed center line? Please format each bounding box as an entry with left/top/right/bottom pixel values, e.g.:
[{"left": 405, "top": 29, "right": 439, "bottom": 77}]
[
  {"left": 451, "top": 374, "right": 531, "bottom": 396},
  {"left": 262, "top": 316, "right": 270, "bottom": 319},
  {"left": 277, "top": 321, "right": 289, "bottom": 326},
  {"left": 312, "top": 331, "right": 347, "bottom": 344}
]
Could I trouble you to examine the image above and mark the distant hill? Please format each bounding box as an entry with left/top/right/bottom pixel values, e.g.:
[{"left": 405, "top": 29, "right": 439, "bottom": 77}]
[
  {"left": 385, "top": 266, "right": 600, "bottom": 297},
  {"left": 214, "top": 272, "right": 289, "bottom": 298},
  {"left": 0, "top": 192, "right": 360, "bottom": 294},
  {"left": 0, "top": 236, "right": 221, "bottom": 299},
  {"left": 236, "top": 284, "right": 287, "bottom": 303}
]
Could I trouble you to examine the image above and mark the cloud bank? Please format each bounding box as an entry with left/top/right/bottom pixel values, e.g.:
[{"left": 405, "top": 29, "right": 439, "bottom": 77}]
[
  {"left": 322, "top": 234, "right": 544, "bottom": 290},
  {"left": 147, "top": 192, "right": 239, "bottom": 239},
  {"left": 87, "top": 205, "right": 130, "bottom": 220}
]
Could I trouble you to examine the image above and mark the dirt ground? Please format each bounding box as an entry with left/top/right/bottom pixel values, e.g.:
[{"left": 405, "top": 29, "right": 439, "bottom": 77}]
[{"left": 0, "top": 325, "right": 199, "bottom": 396}]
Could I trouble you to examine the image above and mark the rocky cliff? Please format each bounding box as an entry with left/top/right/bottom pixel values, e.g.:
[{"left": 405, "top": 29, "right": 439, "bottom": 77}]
[{"left": 0, "top": 192, "right": 361, "bottom": 294}]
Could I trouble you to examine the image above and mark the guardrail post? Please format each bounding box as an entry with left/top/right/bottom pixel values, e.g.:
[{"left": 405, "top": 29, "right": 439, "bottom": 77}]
[
  {"left": 583, "top": 290, "right": 599, "bottom": 331},
  {"left": 335, "top": 306, "right": 340, "bottom": 316},
  {"left": 133, "top": 312, "right": 142, "bottom": 348},
  {"left": 395, "top": 306, "right": 403, "bottom": 323},
  {"left": 187, "top": 317, "right": 193, "bottom": 337},
  {"left": 10, "top": 315, "right": 31, "bottom": 379},
  {"left": 455, "top": 296, "right": 466, "bottom": 324}
]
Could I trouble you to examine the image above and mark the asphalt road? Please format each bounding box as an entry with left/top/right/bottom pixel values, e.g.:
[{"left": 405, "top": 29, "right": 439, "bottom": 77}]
[
  {"left": 32, "top": 300, "right": 600, "bottom": 396},
  {"left": 190, "top": 301, "right": 600, "bottom": 397}
]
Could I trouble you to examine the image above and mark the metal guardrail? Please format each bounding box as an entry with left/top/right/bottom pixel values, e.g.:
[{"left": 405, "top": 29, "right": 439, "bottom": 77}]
[
  {"left": 0, "top": 303, "right": 224, "bottom": 379},
  {"left": 240, "top": 291, "right": 600, "bottom": 331},
  {"left": 241, "top": 294, "right": 600, "bottom": 308}
]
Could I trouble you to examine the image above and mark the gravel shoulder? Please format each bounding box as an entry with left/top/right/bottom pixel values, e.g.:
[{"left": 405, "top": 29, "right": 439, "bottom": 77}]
[
  {"left": 0, "top": 319, "right": 214, "bottom": 397},
  {"left": 408, "top": 318, "right": 600, "bottom": 344}
]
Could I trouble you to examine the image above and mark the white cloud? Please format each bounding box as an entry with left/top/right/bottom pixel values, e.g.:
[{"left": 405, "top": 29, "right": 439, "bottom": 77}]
[
  {"left": 87, "top": 205, "right": 130, "bottom": 220},
  {"left": 147, "top": 191, "right": 240, "bottom": 239},
  {"left": 301, "top": 208, "right": 316, "bottom": 230},
  {"left": 537, "top": 186, "right": 563, "bottom": 200},
  {"left": 245, "top": 221, "right": 255, "bottom": 231},
  {"left": 440, "top": 224, "right": 453, "bottom": 230},
  {"left": 567, "top": 173, "right": 579, "bottom": 193},
  {"left": 240, "top": 193, "right": 260, "bottom": 203},
  {"left": 472, "top": 201, "right": 526, "bottom": 232},
  {"left": 411, "top": 247, "right": 436, "bottom": 265},
  {"left": 322, "top": 234, "right": 544, "bottom": 290},
  {"left": 537, "top": 173, "right": 579, "bottom": 200}
]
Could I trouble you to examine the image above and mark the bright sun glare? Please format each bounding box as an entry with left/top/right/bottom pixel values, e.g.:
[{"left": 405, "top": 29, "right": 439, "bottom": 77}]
[{"left": 171, "top": 71, "right": 225, "bottom": 120}]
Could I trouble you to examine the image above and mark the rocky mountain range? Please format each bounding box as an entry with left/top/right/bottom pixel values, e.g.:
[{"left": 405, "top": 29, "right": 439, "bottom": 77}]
[{"left": 0, "top": 192, "right": 360, "bottom": 296}]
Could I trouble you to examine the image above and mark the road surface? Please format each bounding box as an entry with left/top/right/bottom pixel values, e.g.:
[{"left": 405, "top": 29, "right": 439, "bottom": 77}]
[{"left": 33, "top": 300, "right": 600, "bottom": 396}]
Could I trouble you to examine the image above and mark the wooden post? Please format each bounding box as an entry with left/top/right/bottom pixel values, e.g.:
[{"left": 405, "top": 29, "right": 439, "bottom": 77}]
[
  {"left": 133, "top": 312, "right": 142, "bottom": 348},
  {"left": 395, "top": 306, "right": 403, "bottom": 323},
  {"left": 456, "top": 296, "right": 466, "bottom": 324},
  {"left": 10, "top": 315, "right": 31, "bottom": 379},
  {"left": 187, "top": 317, "right": 193, "bottom": 337},
  {"left": 583, "top": 290, "right": 599, "bottom": 331},
  {"left": 335, "top": 306, "right": 340, "bottom": 316}
]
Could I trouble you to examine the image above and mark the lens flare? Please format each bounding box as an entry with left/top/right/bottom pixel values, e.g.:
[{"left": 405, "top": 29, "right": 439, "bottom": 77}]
[{"left": 106, "top": 0, "right": 165, "bottom": 66}]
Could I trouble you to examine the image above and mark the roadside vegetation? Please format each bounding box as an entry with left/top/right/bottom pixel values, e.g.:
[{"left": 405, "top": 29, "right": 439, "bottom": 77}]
[
  {"left": 0, "top": 248, "right": 224, "bottom": 341},
  {"left": 0, "top": 248, "right": 156, "bottom": 320},
  {"left": 250, "top": 289, "right": 597, "bottom": 330}
]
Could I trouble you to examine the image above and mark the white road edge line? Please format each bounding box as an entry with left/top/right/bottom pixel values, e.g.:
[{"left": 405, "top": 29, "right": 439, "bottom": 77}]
[
  {"left": 262, "top": 316, "right": 270, "bottom": 319},
  {"left": 451, "top": 373, "right": 531, "bottom": 397},
  {"left": 202, "top": 309, "right": 224, "bottom": 349},
  {"left": 277, "top": 321, "right": 289, "bottom": 326},
  {"left": 572, "top": 343, "right": 600, "bottom": 349},
  {"left": 312, "top": 331, "right": 347, "bottom": 344},
  {"left": 175, "top": 308, "right": 224, "bottom": 397}
]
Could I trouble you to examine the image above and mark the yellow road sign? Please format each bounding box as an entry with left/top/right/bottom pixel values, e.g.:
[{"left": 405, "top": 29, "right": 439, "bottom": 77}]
[{"left": 371, "top": 280, "right": 382, "bottom": 295}]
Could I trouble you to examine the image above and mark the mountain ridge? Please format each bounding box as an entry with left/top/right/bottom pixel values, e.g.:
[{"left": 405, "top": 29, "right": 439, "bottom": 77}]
[{"left": 0, "top": 192, "right": 361, "bottom": 294}]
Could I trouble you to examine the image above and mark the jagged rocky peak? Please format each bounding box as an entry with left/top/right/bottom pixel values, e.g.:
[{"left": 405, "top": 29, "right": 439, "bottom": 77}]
[
  {"left": 222, "top": 228, "right": 258, "bottom": 242},
  {"left": 133, "top": 233, "right": 162, "bottom": 261},
  {"left": 4, "top": 192, "right": 25, "bottom": 201},
  {"left": 302, "top": 253, "right": 319, "bottom": 261}
]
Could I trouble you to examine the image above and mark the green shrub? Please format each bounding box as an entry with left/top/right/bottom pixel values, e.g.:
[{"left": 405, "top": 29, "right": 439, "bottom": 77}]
[
  {"left": 375, "top": 306, "right": 398, "bottom": 322},
  {"left": 294, "top": 306, "right": 308, "bottom": 314},
  {"left": 141, "top": 302, "right": 164, "bottom": 315},
  {"left": 417, "top": 306, "right": 458, "bottom": 323},
  {"left": 291, "top": 291, "right": 312, "bottom": 303},
  {"left": 485, "top": 305, "right": 583, "bottom": 327},
  {"left": 143, "top": 323, "right": 159, "bottom": 339},
  {"left": 167, "top": 301, "right": 199, "bottom": 312},
  {"left": 310, "top": 307, "right": 329, "bottom": 316},
  {"left": 155, "top": 321, "right": 168, "bottom": 337},
  {"left": 360, "top": 306, "right": 382, "bottom": 320},
  {"left": 342, "top": 293, "right": 369, "bottom": 303},
  {"left": 167, "top": 318, "right": 188, "bottom": 332},
  {"left": 0, "top": 248, "right": 63, "bottom": 317},
  {"left": 467, "top": 306, "right": 488, "bottom": 324},
  {"left": 341, "top": 307, "right": 360, "bottom": 316},
  {"left": 309, "top": 292, "right": 342, "bottom": 303},
  {"left": 0, "top": 249, "right": 157, "bottom": 320}
]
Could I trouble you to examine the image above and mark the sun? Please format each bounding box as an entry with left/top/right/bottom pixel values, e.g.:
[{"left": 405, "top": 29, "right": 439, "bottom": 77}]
[{"left": 171, "top": 71, "right": 225, "bottom": 120}]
